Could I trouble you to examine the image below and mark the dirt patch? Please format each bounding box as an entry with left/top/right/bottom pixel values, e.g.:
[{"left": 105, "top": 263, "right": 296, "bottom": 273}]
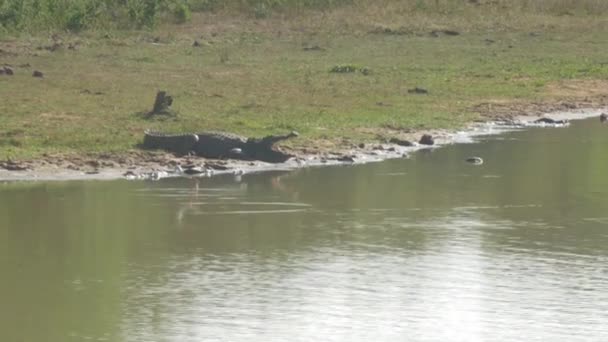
[
  {"left": 471, "top": 80, "right": 608, "bottom": 121},
  {"left": 545, "top": 79, "right": 608, "bottom": 98}
]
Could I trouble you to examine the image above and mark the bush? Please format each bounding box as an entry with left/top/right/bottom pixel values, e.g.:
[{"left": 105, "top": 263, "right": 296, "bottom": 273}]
[
  {"left": 172, "top": 2, "right": 191, "bottom": 23},
  {"left": 187, "top": 0, "right": 222, "bottom": 12}
]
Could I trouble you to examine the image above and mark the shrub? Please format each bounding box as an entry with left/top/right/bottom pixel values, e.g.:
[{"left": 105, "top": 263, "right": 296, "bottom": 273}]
[
  {"left": 172, "top": 1, "right": 191, "bottom": 23},
  {"left": 187, "top": 0, "right": 222, "bottom": 12}
]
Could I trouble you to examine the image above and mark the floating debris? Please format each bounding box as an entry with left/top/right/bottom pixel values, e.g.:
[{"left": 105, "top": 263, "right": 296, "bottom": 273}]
[{"left": 465, "top": 157, "right": 484, "bottom": 165}]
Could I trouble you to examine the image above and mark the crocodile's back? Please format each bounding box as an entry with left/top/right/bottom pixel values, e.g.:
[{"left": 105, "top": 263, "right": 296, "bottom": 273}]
[
  {"left": 194, "top": 131, "right": 247, "bottom": 158},
  {"left": 143, "top": 131, "right": 199, "bottom": 155}
]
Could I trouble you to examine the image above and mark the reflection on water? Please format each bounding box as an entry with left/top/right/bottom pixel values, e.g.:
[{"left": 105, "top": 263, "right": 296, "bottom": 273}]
[{"left": 2, "top": 118, "right": 608, "bottom": 342}]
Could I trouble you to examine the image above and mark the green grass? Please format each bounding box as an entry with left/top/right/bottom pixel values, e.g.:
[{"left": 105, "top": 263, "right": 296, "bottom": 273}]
[{"left": 1, "top": 5, "right": 608, "bottom": 159}]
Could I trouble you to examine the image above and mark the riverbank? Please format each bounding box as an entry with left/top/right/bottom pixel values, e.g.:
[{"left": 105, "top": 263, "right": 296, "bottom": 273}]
[
  {"left": 2, "top": 3, "right": 608, "bottom": 181},
  {"left": 0, "top": 107, "right": 605, "bottom": 182}
]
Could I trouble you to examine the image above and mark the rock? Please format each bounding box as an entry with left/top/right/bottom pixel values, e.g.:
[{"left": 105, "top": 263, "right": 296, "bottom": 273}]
[
  {"left": 419, "top": 134, "right": 434, "bottom": 145},
  {"left": 358, "top": 143, "right": 366, "bottom": 149},
  {"left": 465, "top": 157, "right": 484, "bottom": 165},
  {"left": 2, "top": 66, "right": 13, "bottom": 75},
  {"left": 32, "top": 70, "right": 44, "bottom": 78},
  {"left": 204, "top": 161, "right": 229, "bottom": 170},
  {"left": 303, "top": 45, "right": 325, "bottom": 51},
  {"left": 86, "top": 160, "right": 101, "bottom": 168},
  {"left": 533, "top": 117, "right": 569, "bottom": 125},
  {"left": 600, "top": 113, "right": 607, "bottom": 123},
  {"left": 408, "top": 87, "right": 428, "bottom": 94},
  {"left": 180, "top": 166, "right": 205, "bottom": 175},
  {"left": 430, "top": 30, "right": 460, "bottom": 37},
  {"left": 0, "top": 160, "right": 28, "bottom": 171},
  {"left": 193, "top": 40, "right": 201, "bottom": 47},
  {"left": 389, "top": 138, "right": 414, "bottom": 147},
  {"left": 336, "top": 155, "right": 356, "bottom": 162},
  {"left": 230, "top": 147, "right": 243, "bottom": 155},
  {"left": 442, "top": 30, "right": 460, "bottom": 36}
]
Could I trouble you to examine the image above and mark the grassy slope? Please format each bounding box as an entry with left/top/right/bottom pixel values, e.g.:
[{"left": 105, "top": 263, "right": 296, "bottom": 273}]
[{"left": 1, "top": 3, "right": 608, "bottom": 159}]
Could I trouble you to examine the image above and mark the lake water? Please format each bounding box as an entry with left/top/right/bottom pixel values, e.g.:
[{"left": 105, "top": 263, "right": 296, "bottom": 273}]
[{"left": 2, "top": 117, "right": 608, "bottom": 342}]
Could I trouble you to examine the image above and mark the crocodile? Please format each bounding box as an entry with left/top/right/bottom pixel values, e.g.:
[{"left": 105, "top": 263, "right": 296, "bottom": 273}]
[
  {"left": 142, "top": 132, "right": 200, "bottom": 156},
  {"left": 142, "top": 130, "right": 298, "bottom": 163}
]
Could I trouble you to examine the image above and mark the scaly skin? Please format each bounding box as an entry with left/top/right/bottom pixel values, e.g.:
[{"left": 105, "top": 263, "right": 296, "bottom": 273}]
[{"left": 142, "top": 130, "right": 298, "bottom": 163}]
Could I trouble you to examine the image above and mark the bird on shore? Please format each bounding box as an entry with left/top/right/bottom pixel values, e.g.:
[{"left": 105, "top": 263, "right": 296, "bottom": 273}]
[{"left": 600, "top": 113, "right": 607, "bottom": 123}]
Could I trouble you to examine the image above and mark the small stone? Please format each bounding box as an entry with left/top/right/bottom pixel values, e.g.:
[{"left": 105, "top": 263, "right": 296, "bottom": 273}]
[
  {"left": 183, "top": 166, "right": 204, "bottom": 175},
  {"left": 336, "top": 155, "right": 356, "bottom": 163},
  {"left": 303, "top": 45, "right": 324, "bottom": 51},
  {"left": 0, "top": 160, "right": 28, "bottom": 171},
  {"left": 408, "top": 87, "right": 428, "bottom": 94},
  {"left": 204, "top": 162, "right": 229, "bottom": 170},
  {"left": 358, "top": 143, "right": 366, "bottom": 149},
  {"left": 33, "top": 70, "right": 44, "bottom": 78},
  {"left": 389, "top": 138, "right": 414, "bottom": 147},
  {"left": 193, "top": 40, "right": 201, "bottom": 47},
  {"left": 442, "top": 30, "right": 460, "bottom": 36},
  {"left": 419, "top": 134, "right": 434, "bottom": 145},
  {"left": 102, "top": 161, "right": 116, "bottom": 167},
  {"left": 3, "top": 66, "right": 13, "bottom": 75},
  {"left": 600, "top": 113, "right": 607, "bottom": 123},
  {"left": 86, "top": 160, "right": 101, "bottom": 168}
]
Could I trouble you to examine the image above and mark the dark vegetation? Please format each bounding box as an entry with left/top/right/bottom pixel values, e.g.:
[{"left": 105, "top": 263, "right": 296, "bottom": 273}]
[
  {"left": 3, "top": 0, "right": 608, "bottom": 33},
  {"left": 0, "top": 0, "right": 354, "bottom": 32}
]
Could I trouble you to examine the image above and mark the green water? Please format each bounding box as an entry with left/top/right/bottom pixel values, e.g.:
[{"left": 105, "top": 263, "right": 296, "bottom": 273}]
[{"left": 2, "top": 118, "right": 608, "bottom": 342}]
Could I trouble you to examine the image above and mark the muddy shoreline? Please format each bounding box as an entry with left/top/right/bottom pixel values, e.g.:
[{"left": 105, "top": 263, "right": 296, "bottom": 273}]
[{"left": 0, "top": 106, "right": 606, "bottom": 182}]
